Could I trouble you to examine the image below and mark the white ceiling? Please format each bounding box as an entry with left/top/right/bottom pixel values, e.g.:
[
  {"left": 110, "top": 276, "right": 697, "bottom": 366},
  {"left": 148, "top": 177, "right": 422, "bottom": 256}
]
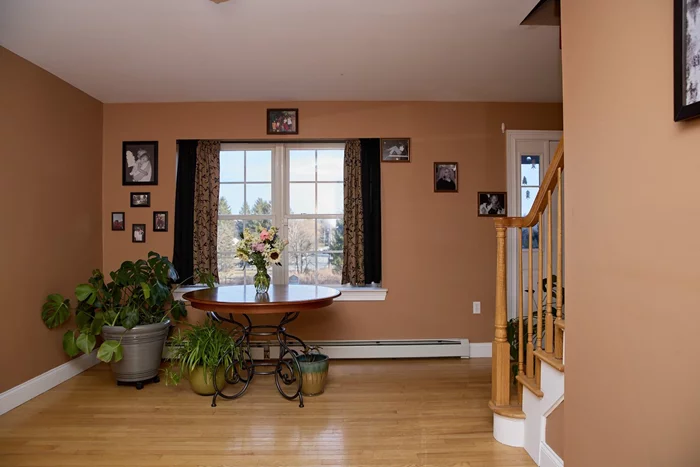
[{"left": 0, "top": 0, "right": 562, "bottom": 103}]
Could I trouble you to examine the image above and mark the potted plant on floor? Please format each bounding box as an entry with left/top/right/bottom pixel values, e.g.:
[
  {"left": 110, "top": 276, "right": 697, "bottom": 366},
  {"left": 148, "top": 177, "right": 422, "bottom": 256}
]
[
  {"left": 40, "top": 252, "right": 214, "bottom": 389},
  {"left": 296, "top": 346, "right": 330, "bottom": 396},
  {"left": 164, "top": 319, "right": 239, "bottom": 395}
]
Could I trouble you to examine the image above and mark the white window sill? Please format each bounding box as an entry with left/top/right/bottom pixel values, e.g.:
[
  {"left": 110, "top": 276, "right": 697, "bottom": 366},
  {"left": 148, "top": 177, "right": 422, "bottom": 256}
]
[{"left": 173, "top": 284, "right": 387, "bottom": 303}]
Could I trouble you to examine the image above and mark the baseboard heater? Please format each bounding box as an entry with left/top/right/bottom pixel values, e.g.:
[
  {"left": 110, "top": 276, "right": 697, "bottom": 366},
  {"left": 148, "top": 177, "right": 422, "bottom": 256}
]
[{"left": 165, "top": 339, "right": 470, "bottom": 360}]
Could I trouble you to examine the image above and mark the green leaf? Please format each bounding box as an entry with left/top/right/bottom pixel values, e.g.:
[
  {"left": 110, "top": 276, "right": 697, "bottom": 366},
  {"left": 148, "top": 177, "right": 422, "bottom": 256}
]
[
  {"left": 62, "top": 331, "right": 79, "bottom": 357},
  {"left": 141, "top": 282, "right": 151, "bottom": 299},
  {"left": 76, "top": 332, "right": 96, "bottom": 355},
  {"left": 170, "top": 300, "right": 188, "bottom": 321},
  {"left": 97, "top": 340, "right": 123, "bottom": 363},
  {"left": 90, "top": 312, "right": 104, "bottom": 335},
  {"left": 75, "top": 310, "right": 92, "bottom": 331},
  {"left": 103, "top": 308, "right": 118, "bottom": 326},
  {"left": 75, "top": 284, "right": 97, "bottom": 305},
  {"left": 121, "top": 306, "right": 139, "bottom": 329},
  {"left": 41, "top": 294, "right": 71, "bottom": 329}
]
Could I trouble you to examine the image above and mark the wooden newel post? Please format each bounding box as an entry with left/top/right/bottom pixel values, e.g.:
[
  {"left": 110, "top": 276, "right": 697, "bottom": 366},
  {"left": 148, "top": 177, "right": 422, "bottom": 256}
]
[{"left": 492, "top": 225, "right": 511, "bottom": 407}]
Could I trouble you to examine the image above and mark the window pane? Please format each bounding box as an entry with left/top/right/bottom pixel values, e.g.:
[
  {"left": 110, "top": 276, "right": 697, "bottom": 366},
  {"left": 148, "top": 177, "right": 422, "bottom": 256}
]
[
  {"left": 521, "top": 187, "right": 537, "bottom": 216},
  {"left": 288, "top": 219, "right": 315, "bottom": 252},
  {"left": 244, "top": 219, "right": 273, "bottom": 234},
  {"left": 219, "top": 184, "right": 244, "bottom": 215},
  {"left": 217, "top": 219, "right": 242, "bottom": 253},
  {"left": 318, "top": 219, "right": 343, "bottom": 251},
  {"left": 246, "top": 150, "right": 272, "bottom": 182},
  {"left": 317, "top": 183, "right": 343, "bottom": 214},
  {"left": 245, "top": 184, "right": 272, "bottom": 214},
  {"left": 218, "top": 255, "right": 245, "bottom": 285},
  {"left": 317, "top": 150, "right": 344, "bottom": 181},
  {"left": 289, "top": 253, "right": 317, "bottom": 285},
  {"left": 522, "top": 224, "right": 540, "bottom": 250},
  {"left": 521, "top": 155, "right": 540, "bottom": 186},
  {"left": 290, "top": 150, "right": 315, "bottom": 181},
  {"left": 220, "top": 151, "right": 244, "bottom": 182},
  {"left": 317, "top": 253, "right": 342, "bottom": 284},
  {"left": 290, "top": 183, "right": 315, "bottom": 214}
]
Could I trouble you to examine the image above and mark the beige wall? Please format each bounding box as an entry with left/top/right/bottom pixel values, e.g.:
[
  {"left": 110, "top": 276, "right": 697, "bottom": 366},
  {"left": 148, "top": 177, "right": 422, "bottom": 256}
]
[
  {"left": 546, "top": 400, "right": 565, "bottom": 460},
  {"left": 103, "top": 102, "right": 561, "bottom": 341},
  {"left": 562, "top": 1, "right": 700, "bottom": 465},
  {"left": 0, "top": 47, "right": 103, "bottom": 392}
]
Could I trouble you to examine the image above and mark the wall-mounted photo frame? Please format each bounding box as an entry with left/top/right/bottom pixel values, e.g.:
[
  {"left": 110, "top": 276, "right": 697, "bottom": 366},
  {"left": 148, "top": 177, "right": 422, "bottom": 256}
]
[
  {"left": 267, "top": 109, "right": 299, "bottom": 134},
  {"left": 123, "top": 141, "right": 158, "bottom": 185},
  {"left": 153, "top": 211, "right": 168, "bottom": 232},
  {"left": 111, "top": 212, "right": 125, "bottom": 231},
  {"left": 675, "top": 0, "right": 700, "bottom": 121},
  {"left": 132, "top": 224, "right": 146, "bottom": 243},
  {"left": 434, "top": 162, "right": 458, "bottom": 192},
  {"left": 477, "top": 192, "right": 507, "bottom": 217},
  {"left": 130, "top": 192, "right": 151, "bottom": 207},
  {"left": 381, "top": 138, "right": 410, "bottom": 162}
]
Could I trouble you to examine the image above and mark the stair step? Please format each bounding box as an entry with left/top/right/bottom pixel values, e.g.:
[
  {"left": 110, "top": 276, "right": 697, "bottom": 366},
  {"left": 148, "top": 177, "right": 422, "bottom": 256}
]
[
  {"left": 534, "top": 349, "right": 565, "bottom": 372},
  {"left": 488, "top": 400, "right": 526, "bottom": 419},
  {"left": 516, "top": 374, "right": 544, "bottom": 398},
  {"left": 555, "top": 319, "right": 565, "bottom": 331}
]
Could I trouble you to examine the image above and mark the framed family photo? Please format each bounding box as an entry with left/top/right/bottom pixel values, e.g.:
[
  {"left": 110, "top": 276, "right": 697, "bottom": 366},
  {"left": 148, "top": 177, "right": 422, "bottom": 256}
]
[
  {"left": 267, "top": 109, "right": 298, "bottom": 134},
  {"left": 434, "top": 162, "right": 458, "bottom": 192},
  {"left": 111, "top": 212, "right": 125, "bottom": 231},
  {"left": 153, "top": 211, "right": 168, "bottom": 232},
  {"left": 381, "top": 138, "right": 410, "bottom": 162},
  {"left": 123, "top": 141, "right": 158, "bottom": 185},
  {"left": 132, "top": 224, "right": 146, "bottom": 243},
  {"left": 675, "top": 0, "right": 700, "bottom": 121},
  {"left": 130, "top": 192, "right": 151, "bottom": 207},
  {"left": 477, "top": 192, "right": 507, "bottom": 217}
]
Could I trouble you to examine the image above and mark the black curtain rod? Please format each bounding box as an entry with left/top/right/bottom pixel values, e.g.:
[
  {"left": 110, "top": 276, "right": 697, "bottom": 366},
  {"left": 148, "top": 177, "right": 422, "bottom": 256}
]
[{"left": 177, "top": 138, "right": 362, "bottom": 144}]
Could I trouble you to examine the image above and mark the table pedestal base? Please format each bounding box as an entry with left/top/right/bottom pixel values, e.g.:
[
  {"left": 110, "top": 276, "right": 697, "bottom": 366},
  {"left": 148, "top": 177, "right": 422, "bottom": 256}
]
[{"left": 210, "top": 311, "right": 307, "bottom": 408}]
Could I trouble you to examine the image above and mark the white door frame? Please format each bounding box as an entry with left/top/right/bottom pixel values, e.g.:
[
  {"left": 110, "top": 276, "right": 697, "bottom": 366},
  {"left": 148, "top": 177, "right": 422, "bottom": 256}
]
[{"left": 506, "top": 130, "right": 562, "bottom": 320}]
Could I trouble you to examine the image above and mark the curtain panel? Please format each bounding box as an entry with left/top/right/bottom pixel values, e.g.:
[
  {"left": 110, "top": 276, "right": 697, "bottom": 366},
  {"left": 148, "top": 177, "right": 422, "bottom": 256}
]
[
  {"left": 342, "top": 140, "right": 365, "bottom": 285},
  {"left": 193, "top": 140, "right": 221, "bottom": 282},
  {"left": 359, "top": 139, "right": 382, "bottom": 284},
  {"left": 173, "top": 140, "right": 198, "bottom": 284}
]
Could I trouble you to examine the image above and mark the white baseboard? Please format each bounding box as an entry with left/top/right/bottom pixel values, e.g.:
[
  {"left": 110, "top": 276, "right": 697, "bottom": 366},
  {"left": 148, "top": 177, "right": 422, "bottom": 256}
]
[
  {"left": 469, "top": 342, "right": 492, "bottom": 358},
  {"left": 540, "top": 442, "right": 564, "bottom": 467},
  {"left": 0, "top": 352, "right": 99, "bottom": 416}
]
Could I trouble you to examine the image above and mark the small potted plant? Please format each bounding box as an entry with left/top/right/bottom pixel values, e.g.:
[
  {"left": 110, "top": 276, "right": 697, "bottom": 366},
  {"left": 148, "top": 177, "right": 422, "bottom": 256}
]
[
  {"left": 165, "top": 320, "right": 239, "bottom": 395},
  {"left": 296, "top": 346, "right": 330, "bottom": 396}
]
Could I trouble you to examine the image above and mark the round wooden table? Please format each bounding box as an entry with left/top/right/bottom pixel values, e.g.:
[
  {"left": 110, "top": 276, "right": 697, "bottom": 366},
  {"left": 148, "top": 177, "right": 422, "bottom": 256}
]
[{"left": 183, "top": 285, "right": 341, "bottom": 408}]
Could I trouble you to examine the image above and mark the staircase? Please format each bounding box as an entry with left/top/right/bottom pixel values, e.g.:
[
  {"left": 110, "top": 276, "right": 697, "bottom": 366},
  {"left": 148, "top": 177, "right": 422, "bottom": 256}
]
[{"left": 489, "top": 140, "right": 565, "bottom": 466}]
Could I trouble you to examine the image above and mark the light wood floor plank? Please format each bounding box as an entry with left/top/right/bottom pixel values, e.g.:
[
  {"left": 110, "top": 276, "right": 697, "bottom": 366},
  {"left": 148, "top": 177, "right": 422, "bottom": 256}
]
[{"left": 0, "top": 358, "right": 534, "bottom": 466}]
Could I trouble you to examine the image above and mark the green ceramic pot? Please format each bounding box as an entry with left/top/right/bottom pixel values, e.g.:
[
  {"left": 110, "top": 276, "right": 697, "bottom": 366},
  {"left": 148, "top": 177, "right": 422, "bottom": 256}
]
[
  {"left": 296, "top": 354, "right": 329, "bottom": 396},
  {"left": 188, "top": 366, "right": 227, "bottom": 396}
]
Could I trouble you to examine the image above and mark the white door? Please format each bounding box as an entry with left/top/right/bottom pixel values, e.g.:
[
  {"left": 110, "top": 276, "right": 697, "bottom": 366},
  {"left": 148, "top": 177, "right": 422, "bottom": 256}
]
[{"left": 506, "top": 131, "right": 562, "bottom": 320}]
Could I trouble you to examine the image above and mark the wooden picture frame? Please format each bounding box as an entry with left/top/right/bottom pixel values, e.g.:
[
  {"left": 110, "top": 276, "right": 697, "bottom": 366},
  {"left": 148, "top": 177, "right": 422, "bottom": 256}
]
[
  {"left": 675, "top": 0, "right": 700, "bottom": 121},
  {"left": 123, "top": 141, "right": 158, "bottom": 185},
  {"left": 153, "top": 211, "right": 168, "bottom": 232},
  {"left": 130, "top": 192, "right": 151, "bottom": 208},
  {"left": 132, "top": 224, "right": 146, "bottom": 243},
  {"left": 434, "top": 162, "right": 458, "bottom": 192},
  {"left": 477, "top": 192, "right": 507, "bottom": 217},
  {"left": 267, "top": 109, "right": 299, "bottom": 134},
  {"left": 381, "top": 138, "right": 410, "bottom": 162},
  {"left": 111, "top": 212, "right": 125, "bottom": 231}
]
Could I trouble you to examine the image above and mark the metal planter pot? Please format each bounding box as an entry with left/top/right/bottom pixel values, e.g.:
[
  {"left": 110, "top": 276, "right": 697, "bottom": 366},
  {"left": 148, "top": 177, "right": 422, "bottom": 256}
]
[
  {"left": 188, "top": 366, "right": 228, "bottom": 396},
  {"left": 101, "top": 320, "right": 170, "bottom": 384},
  {"left": 296, "top": 354, "right": 330, "bottom": 396}
]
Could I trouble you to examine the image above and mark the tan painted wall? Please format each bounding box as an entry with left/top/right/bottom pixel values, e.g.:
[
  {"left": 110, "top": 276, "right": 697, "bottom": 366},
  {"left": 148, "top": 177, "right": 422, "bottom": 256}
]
[
  {"left": 0, "top": 47, "right": 103, "bottom": 392},
  {"left": 562, "top": 1, "right": 700, "bottom": 465},
  {"left": 103, "top": 102, "right": 561, "bottom": 341},
  {"left": 546, "top": 400, "right": 565, "bottom": 460}
]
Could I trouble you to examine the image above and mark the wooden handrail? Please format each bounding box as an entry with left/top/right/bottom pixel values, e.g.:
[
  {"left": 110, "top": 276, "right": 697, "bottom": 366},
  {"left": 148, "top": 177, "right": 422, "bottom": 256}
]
[{"left": 494, "top": 140, "right": 564, "bottom": 229}]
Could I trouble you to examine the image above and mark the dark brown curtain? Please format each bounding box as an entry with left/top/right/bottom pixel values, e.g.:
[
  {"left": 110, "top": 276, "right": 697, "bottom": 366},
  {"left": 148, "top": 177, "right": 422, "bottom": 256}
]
[
  {"left": 193, "top": 140, "right": 221, "bottom": 282},
  {"left": 342, "top": 140, "right": 365, "bottom": 285}
]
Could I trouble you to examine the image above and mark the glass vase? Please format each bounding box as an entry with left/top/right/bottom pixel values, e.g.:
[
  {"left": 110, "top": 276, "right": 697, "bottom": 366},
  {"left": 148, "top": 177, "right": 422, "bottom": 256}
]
[{"left": 254, "top": 267, "right": 271, "bottom": 294}]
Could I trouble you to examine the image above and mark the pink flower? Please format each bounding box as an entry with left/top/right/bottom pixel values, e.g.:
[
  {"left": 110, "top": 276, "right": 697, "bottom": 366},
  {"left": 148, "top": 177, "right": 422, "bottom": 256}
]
[
  {"left": 252, "top": 243, "right": 265, "bottom": 252},
  {"left": 259, "top": 230, "right": 270, "bottom": 241}
]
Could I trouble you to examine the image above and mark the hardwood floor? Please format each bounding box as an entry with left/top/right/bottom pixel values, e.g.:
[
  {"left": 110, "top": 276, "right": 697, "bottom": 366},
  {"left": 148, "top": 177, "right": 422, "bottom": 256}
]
[{"left": 0, "top": 358, "right": 534, "bottom": 466}]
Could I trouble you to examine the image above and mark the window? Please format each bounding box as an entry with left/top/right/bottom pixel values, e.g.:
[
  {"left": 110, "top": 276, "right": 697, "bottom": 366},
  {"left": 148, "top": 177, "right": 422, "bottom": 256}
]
[
  {"left": 521, "top": 155, "right": 540, "bottom": 249},
  {"left": 217, "top": 143, "right": 345, "bottom": 285}
]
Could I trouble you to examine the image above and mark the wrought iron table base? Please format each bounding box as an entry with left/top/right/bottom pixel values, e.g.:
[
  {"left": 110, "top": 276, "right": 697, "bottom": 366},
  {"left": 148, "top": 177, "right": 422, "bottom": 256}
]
[{"left": 209, "top": 311, "right": 307, "bottom": 408}]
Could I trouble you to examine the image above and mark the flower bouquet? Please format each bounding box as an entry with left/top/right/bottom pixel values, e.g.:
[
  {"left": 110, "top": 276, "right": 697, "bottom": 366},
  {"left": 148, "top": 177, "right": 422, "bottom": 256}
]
[{"left": 235, "top": 226, "right": 288, "bottom": 294}]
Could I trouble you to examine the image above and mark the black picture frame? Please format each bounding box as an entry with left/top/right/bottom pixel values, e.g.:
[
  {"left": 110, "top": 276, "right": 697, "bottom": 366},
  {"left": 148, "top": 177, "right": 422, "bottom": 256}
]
[
  {"left": 132, "top": 224, "right": 146, "bottom": 243},
  {"left": 153, "top": 211, "right": 168, "bottom": 232},
  {"left": 381, "top": 138, "right": 410, "bottom": 162},
  {"left": 130, "top": 192, "right": 151, "bottom": 208},
  {"left": 434, "top": 162, "right": 458, "bottom": 193},
  {"left": 122, "top": 141, "right": 158, "bottom": 185},
  {"left": 674, "top": 0, "right": 700, "bottom": 121},
  {"left": 267, "top": 109, "right": 299, "bottom": 135},
  {"left": 111, "top": 212, "right": 125, "bottom": 231},
  {"left": 477, "top": 192, "right": 507, "bottom": 217}
]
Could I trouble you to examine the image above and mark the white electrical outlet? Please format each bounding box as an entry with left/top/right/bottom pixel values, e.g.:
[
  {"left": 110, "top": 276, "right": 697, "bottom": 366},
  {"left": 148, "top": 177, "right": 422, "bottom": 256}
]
[{"left": 473, "top": 301, "right": 481, "bottom": 314}]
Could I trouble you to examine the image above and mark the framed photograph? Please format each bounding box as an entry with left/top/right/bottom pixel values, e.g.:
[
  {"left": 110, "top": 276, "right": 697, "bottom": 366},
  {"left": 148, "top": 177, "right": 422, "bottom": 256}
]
[
  {"left": 132, "top": 224, "right": 146, "bottom": 243},
  {"left": 123, "top": 141, "right": 158, "bottom": 185},
  {"left": 381, "top": 138, "right": 410, "bottom": 162},
  {"left": 267, "top": 109, "right": 298, "bottom": 134},
  {"left": 111, "top": 212, "right": 125, "bottom": 231},
  {"left": 434, "top": 162, "right": 458, "bottom": 192},
  {"left": 153, "top": 211, "right": 168, "bottom": 232},
  {"left": 130, "top": 192, "right": 150, "bottom": 207},
  {"left": 675, "top": 0, "right": 700, "bottom": 121},
  {"left": 478, "top": 192, "right": 507, "bottom": 217}
]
